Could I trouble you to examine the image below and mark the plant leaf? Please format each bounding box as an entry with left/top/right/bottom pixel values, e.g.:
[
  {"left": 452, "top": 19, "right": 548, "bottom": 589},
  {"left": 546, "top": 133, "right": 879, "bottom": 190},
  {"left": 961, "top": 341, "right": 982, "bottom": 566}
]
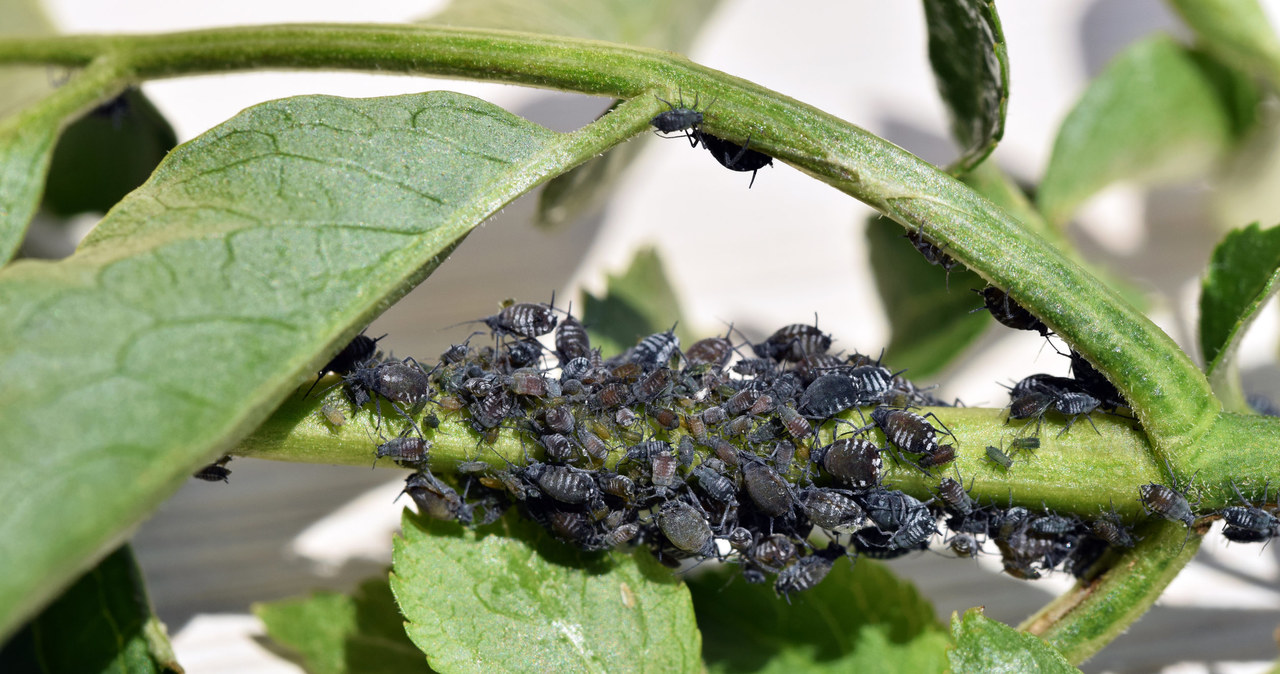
[
  {"left": 0, "top": 544, "right": 180, "bottom": 674},
  {"left": 425, "top": 0, "right": 718, "bottom": 48},
  {"left": 865, "top": 215, "right": 988, "bottom": 378},
  {"left": 1167, "top": 0, "right": 1280, "bottom": 89},
  {"left": 0, "top": 90, "right": 645, "bottom": 640},
  {"left": 390, "top": 511, "right": 701, "bottom": 673},
  {"left": 949, "top": 608, "right": 1078, "bottom": 673},
  {"left": 689, "top": 558, "right": 950, "bottom": 673},
  {"left": 41, "top": 87, "right": 177, "bottom": 217},
  {"left": 922, "top": 0, "right": 1008, "bottom": 172},
  {"left": 1038, "top": 36, "right": 1260, "bottom": 226},
  {"left": 582, "top": 245, "right": 692, "bottom": 355},
  {"left": 1199, "top": 222, "right": 1280, "bottom": 412},
  {"left": 255, "top": 576, "right": 432, "bottom": 674}
]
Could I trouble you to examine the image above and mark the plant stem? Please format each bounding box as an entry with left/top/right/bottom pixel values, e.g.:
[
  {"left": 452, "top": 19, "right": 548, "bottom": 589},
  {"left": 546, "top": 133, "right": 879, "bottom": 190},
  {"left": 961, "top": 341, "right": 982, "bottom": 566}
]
[
  {"left": 1020, "top": 520, "right": 1206, "bottom": 665},
  {"left": 0, "top": 24, "right": 1218, "bottom": 451}
]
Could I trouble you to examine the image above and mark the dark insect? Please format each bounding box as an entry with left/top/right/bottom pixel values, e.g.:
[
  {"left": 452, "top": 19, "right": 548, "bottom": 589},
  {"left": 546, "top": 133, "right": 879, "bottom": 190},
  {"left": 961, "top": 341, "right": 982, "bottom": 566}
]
[
  {"left": 543, "top": 406, "right": 575, "bottom": 435},
  {"left": 692, "top": 460, "right": 738, "bottom": 506},
  {"left": 1090, "top": 512, "right": 1135, "bottom": 549},
  {"left": 650, "top": 407, "right": 681, "bottom": 431},
  {"left": 776, "top": 405, "right": 813, "bottom": 441},
  {"left": 774, "top": 543, "right": 844, "bottom": 600},
  {"left": 684, "top": 335, "right": 734, "bottom": 369},
  {"left": 193, "top": 455, "right": 233, "bottom": 483},
  {"left": 852, "top": 526, "right": 929, "bottom": 559},
  {"left": 503, "top": 339, "right": 544, "bottom": 369},
  {"left": 651, "top": 89, "right": 708, "bottom": 146},
  {"left": 589, "top": 383, "right": 632, "bottom": 411},
  {"left": 1029, "top": 512, "right": 1075, "bottom": 537},
  {"left": 1220, "top": 484, "right": 1278, "bottom": 542},
  {"left": 698, "top": 132, "right": 773, "bottom": 188},
  {"left": 742, "top": 458, "right": 795, "bottom": 518},
  {"left": 657, "top": 500, "right": 716, "bottom": 557},
  {"left": 936, "top": 477, "right": 975, "bottom": 515},
  {"left": 904, "top": 227, "right": 960, "bottom": 277},
  {"left": 527, "top": 463, "right": 598, "bottom": 504},
  {"left": 799, "top": 488, "right": 864, "bottom": 531},
  {"left": 811, "top": 437, "right": 882, "bottom": 490},
  {"left": 375, "top": 435, "right": 431, "bottom": 467},
  {"left": 540, "top": 433, "right": 577, "bottom": 463},
  {"left": 749, "top": 534, "right": 798, "bottom": 572},
  {"left": 470, "top": 389, "right": 514, "bottom": 430},
  {"left": 632, "top": 368, "right": 674, "bottom": 404},
  {"left": 686, "top": 413, "right": 709, "bottom": 442},
  {"left": 630, "top": 326, "right": 681, "bottom": 371},
  {"left": 795, "top": 353, "right": 844, "bottom": 385},
  {"left": 973, "top": 287, "right": 1049, "bottom": 336},
  {"left": 701, "top": 405, "right": 729, "bottom": 426},
  {"left": 1009, "top": 389, "right": 1102, "bottom": 436},
  {"left": 725, "top": 389, "right": 763, "bottom": 416},
  {"left": 597, "top": 472, "right": 637, "bottom": 505},
  {"left": 948, "top": 533, "right": 980, "bottom": 558},
  {"left": 483, "top": 301, "right": 558, "bottom": 339},
  {"left": 871, "top": 406, "right": 956, "bottom": 469},
  {"left": 440, "top": 341, "right": 471, "bottom": 364},
  {"left": 770, "top": 440, "right": 796, "bottom": 472},
  {"left": 345, "top": 357, "right": 434, "bottom": 429},
  {"left": 754, "top": 322, "right": 832, "bottom": 362},
  {"left": 508, "top": 369, "right": 553, "bottom": 397},
  {"left": 555, "top": 315, "right": 591, "bottom": 363},
  {"left": 403, "top": 471, "right": 469, "bottom": 523},
  {"left": 797, "top": 374, "right": 868, "bottom": 419},
  {"left": 601, "top": 522, "right": 640, "bottom": 549},
  {"left": 1009, "top": 437, "right": 1040, "bottom": 452},
  {"left": 560, "top": 356, "right": 593, "bottom": 382},
  {"left": 705, "top": 436, "right": 740, "bottom": 467},
  {"left": 1067, "top": 349, "right": 1127, "bottom": 410},
  {"left": 1139, "top": 483, "right": 1195, "bottom": 528},
  {"left": 304, "top": 331, "right": 385, "bottom": 397},
  {"left": 615, "top": 407, "right": 639, "bottom": 429},
  {"left": 725, "top": 415, "right": 753, "bottom": 437}
]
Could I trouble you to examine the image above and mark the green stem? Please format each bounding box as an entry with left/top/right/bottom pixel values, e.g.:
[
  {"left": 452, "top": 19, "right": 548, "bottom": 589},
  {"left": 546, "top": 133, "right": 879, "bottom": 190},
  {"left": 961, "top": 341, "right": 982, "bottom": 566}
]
[
  {"left": 0, "top": 24, "right": 1217, "bottom": 450},
  {"left": 1020, "top": 520, "right": 1205, "bottom": 665}
]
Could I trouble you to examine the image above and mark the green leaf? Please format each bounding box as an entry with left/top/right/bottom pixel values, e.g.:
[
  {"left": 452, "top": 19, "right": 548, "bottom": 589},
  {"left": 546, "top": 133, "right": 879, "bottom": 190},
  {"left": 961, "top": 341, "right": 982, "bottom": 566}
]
[
  {"left": 948, "top": 608, "right": 1078, "bottom": 673},
  {"left": 0, "top": 90, "right": 647, "bottom": 640},
  {"left": 1199, "top": 222, "right": 1280, "bottom": 412},
  {"left": 255, "top": 576, "right": 432, "bottom": 674},
  {"left": 689, "top": 558, "right": 950, "bottom": 674},
  {"left": 922, "top": 0, "right": 1008, "bottom": 172},
  {"left": 41, "top": 87, "right": 177, "bottom": 217},
  {"left": 582, "top": 245, "right": 692, "bottom": 355},
  {"left": 865, "top": 215, "right": 988, "bottom": 378},
  {"left": 1038, "top": 36, "right": 1260, "bottom": 226},
  {"left": 1168, "top": 0, "right": 1280, "bottom": 89},
  {"left": 0, "top": 545, "right": 180, "bottom": 674},
  {"left": 390, "top": 511, "right": 701, "bottom": 673}
]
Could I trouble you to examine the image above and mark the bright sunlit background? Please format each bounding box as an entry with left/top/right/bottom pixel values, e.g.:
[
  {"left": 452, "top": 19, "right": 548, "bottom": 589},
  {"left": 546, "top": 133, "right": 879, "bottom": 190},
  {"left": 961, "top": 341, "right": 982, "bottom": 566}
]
[{"left": 25, "top": 1, "right": 1280, "bottom": 672}]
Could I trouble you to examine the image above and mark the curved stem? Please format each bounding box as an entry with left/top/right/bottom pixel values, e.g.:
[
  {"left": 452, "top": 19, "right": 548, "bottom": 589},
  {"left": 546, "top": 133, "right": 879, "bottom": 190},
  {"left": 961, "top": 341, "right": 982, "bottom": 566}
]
[{"left": 0, "top": 24, "right": 1218, "bottom": 451}]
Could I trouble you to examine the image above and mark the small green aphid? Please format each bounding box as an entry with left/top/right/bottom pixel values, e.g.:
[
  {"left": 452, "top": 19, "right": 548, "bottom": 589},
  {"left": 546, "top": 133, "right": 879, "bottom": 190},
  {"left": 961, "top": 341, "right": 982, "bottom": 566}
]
[
  {"left": 320, "top": 402, "right": 346, "bottom": 427},
  {"left": 985, "top": 445, "right": 1013, "bottom": 469},
  {"left": 1010, "top": 437, "right": 1040, "bottom": 451}
]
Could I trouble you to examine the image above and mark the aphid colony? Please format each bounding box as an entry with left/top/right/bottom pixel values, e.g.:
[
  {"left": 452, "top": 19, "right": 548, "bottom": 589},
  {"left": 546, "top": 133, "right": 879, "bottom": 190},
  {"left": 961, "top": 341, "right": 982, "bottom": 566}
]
[{"left": 268, "top": 294, "right": 1266, "bottom": 600}]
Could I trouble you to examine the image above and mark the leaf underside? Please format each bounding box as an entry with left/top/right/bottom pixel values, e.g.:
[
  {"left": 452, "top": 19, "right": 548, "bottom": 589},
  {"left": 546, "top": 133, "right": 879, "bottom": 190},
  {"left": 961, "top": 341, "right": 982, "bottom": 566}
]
[
  {"left": 948, "top": 608, "right": 1079, "bottom": 673},
  {"left": 923, "top": 0, "right": 1009, "bottom": 172},
  {"left": 0, "top": 91, "right": 573, "bottom": 639}
]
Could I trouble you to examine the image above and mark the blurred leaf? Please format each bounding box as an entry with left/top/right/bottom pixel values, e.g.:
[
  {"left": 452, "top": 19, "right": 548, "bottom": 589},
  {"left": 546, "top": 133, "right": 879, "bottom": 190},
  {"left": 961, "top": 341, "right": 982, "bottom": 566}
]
[
  {"left": 689, "top": 558, "right": 950, "bottom": 674},
  {"left": 255, "top": 576, "right": 432, "bottom": 674},
  {"left": 1038, "top": 36, "right": 1260, "bottom": 226},
  {"left": 0, "top": 545, "right": 180, "bottom": 674},
  {"left": 537, "top": 101, "right": 645, "bottom": 229},
  {"left": 1199, "top": 222, "right": 1280, "bottom": 412},
  {"left": 41, "top": 87, "right": 177, "bottom": 217},
  {"left": 922, "top": 0, "right": 1008, "bottom": 172},
  {"left": 424, "top": 0, "right": 719, "bottom": 48},
  {"left": 1168, "top": 0, "right": 1280, "bottom": 89},
  {"left": 948, "top": 608, "right": 1078, "bottom": 673},
  {"left": 0, "top": 0, "right": 59, "bottom": 118},
  {"left": 0, "top": 90, "right": 621, "bottom": 639},
  {"left": 582, "top": 246, "right": 692, "bottom": 355},
  {"left": 391, "top": 511, "right": 701, "bottom": 673},
  {"left": 865, "top": 216, "right": 987, "bottom": 378}
]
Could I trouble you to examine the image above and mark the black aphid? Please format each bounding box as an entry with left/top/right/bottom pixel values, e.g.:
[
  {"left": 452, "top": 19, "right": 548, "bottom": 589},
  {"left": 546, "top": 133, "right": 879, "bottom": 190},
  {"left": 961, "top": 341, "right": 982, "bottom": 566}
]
[
  {"left": 973, "top": 287, "right": 1049, "bottom": 336},
  {"left": 684, "top": 335, "right": 735, "bottom": 369},
  {"left": 651, "top": 89, "right": 709, "bottom": 146},
  {"left": 742, "top": 458, "right": 795, "bottom": 518},
  {"left": 692, "top": 460, "right": 738, "bottom": 506},
  {"left": 799, "top": 488, "right": 864, "bottom": 531},
  {"left": 1139, "top": 483, "right": 1194, "bottom": 528},
  {"left": 555, "top": 315, "right": 591, "bottom": 363},
  {"left": 630, "top": 326, "right": 681, "bottom": 371},
  {"left": 755, "top": 322, "right": 832, "bottom": 362},
  {"left": 483, "top": 301, "right": 558, "bottom": 339},
  {"left": 811, "top": 437, "right": 882, "bottom": 490},
  {"left": 193, "top": 455, "right": 233, "bottom": 483},
  {"left": 657, "top": 500, "right": 716, "bottom": 557},
  {"left": 937, "top": 477, "right": 975, "bottom": 515},
  {"left": 304, "top": 331, "right": 386, "bottom": 398},
  {"left": 904, "top": 228, "right": 961, "bottom": 276},
  {"left": 871, "top": 406, "right": 957, "bottom": 469},
  {"left": 774, "top": 543, "right": 845, "bottom": 599},
  {"left": 404, "top": 471, "right": 469, "bottom": 523},
  {"left": 526, "top": 463, "right": 597, "bottom": 504},
  {"left": 698, "top": 132, "right": 773, "bottom": 188},
  {"left": 375, "top": 435, "right": 431, "bottom": 467}
]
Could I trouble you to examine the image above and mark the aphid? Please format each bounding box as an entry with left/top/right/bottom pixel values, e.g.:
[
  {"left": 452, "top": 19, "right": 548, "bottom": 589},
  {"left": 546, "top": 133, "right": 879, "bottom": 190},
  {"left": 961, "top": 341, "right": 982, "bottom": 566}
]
[
  {"left": 589, "top": 383, "right": 632, "bottom": 411},
  {"left": 540, "top": 433, "right": 577, "bottom": 463},
  {"left": 1009, "top": 437, "right": 1040, "bottom": 452},
  {"left": 504, "top": 339, "right": 544, "bottom": 369},
  {"left": 852, "top": 527, "right": 927, "bottom": 559},
  {"left": 862, "top": 488, "right": 928, "bottom": 531},
  {"left": 733, "top": 358, "right": 777, "bottom": 377},
  {"left": 916, "top": 444, "right": 956, "bottom": 469},
  {"left": 650, "top": 451, "right": 679, "bottom": 494},
  {"left": 699, "top": 132, "right": 773, "bottom": 188},
  {"left": 436, "top": 394, "right": 465, "bottom": 412},
  {"left": 375, "top": 435, "right": 431, "bottom": 466},
  {"left": 615, "top": 407, "right": 638, "bottom": 428},
  {"left": 749, "top": 534, "right": 798, "bottom": 572},
  {"left": 748, "top": 394, "right": 776, "bottom": 417},
  {"left": 440, "top": 341, "right": 471, "bottom": 365},
  {"left": 543, "top": 510, "right": 594, "bottom": 547},
  {"left": 597, "top": 472, "right": 637, "bottom": 505},
  {"left": 797, "top": 374, "right": 867, "bottom": 419},
  {"left": 811, "top": 437, "right": 882, "bottom": 490},
  {"left": 725, "top": 415, "right": 753, "bottom": 437},
  {"left": 799, "top": 488, "right": 863, "bottom": 531},
  {"left": 470, "top": 389, "right": 514, "bottom": 430},
  {"left": 508, "top": 369, "right": 552, "bottom": 397},
  {"left": 705, "top": 436, "right": 740, "bottom": 467},
  {"left": 1029, "top": 513, "right": 1075, "bottom": 537},
  {"left": 904, "top": 227, "right": 960, "bottom": 275},
  {"left": 727, "top": 527, "right": 754, "bottom": 551},
  {"left": 795, "top": 354, "right": 844, "bottom": 385},
  {"left": 345, "top": 357, "right": 434, "bottom": 427},
  {"left": 1220, "top": 483, "right": 1277, "bottom": 541},
  {"left": 677, "top": 436, "right": 696, "bottom": 467},
  {"left": 650, "top": 89, "right": 708, "bottom": 145},
  {"left": 650, "top": 407, "right": 681, "bottom": 431},
  {"left": 871, "top": 406, "right": 956, "bottom": 467},
  {"left": 686, "top": 413, "right": 709, "bottom": 442},
  {"left": 985, "top": 444, "right": 1014, "bottom": 469},
  {"left": 577, "top": 427, "right": 611, "bottom": 465},
  {"left": 560, "top": 356, "right": 592, "bottom": 382},
  {"left": 555, "top": 315, "right": 591, "bottom": 363},
  {"left": 692, "top": 461, "right": 738, "bottom": 506},
  {"left": 770, "top": 440, "right": 796, "bottom": 471},
  {"left": 1090, "top": 512, "right": 1135, "bottom": 548},
  {"left": 754, "top": 322, "right": 832, "bottom": 362},
  {"left": 1139, "top": 483, "right": 1195, "bottom": 528},
  {"left": 403, "top": 471, "right": 468, "bottom": 523},
  {"left": 1067, "top": 349, "right": 1126, "bottom": 410},
  {"left": 949, "top": 533, "right": 980, "bottom": 558},
  {"left": 319, "top": 402, "right": 346, "bottom": 427},
  {"left": 601, "top": 522, "right": 640, "bottom": 549},
  {"left": 742, "top": 459, "right": 795, "bottom": 517},
  {"left": 701, "top": 405, "right": 728, "bottom": 426},
  {"left": 776, "top": 405, "right": 813, "bottom": 441},
  {"left": 774, "top": 543, "right": 844, "bottom": 600},
  {"left": 973, "top": 287, "right": 1049, "bottom": 336},
  {"left": 304, "top": 332, "right": 385, "bottom": 396},
  {"left": 630, "top": 326, "right": 681, "bottom": 371},
  {"left": 632, "top": 368, "right": 673, "bottom": 403},
  {"left": 483, "top": 301, "right": 558, "bottom": 339},
  {"left": 657, "top": 500, "right": 715, "bottom": 556},
  {"left": 936, "top": 477, "right": 975, "bottom": 515},
  {"left": 193, "top": 455, "right": 233, "bottom": 483},
  {"left": 527, "top": 464, "right": 598, "bottom": 504},
  {"left": 543, "top": 406, "right": 575, "bottom": 435},
  {"left": 684, "top": 335, "right": 734, "bottom": 369}
]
